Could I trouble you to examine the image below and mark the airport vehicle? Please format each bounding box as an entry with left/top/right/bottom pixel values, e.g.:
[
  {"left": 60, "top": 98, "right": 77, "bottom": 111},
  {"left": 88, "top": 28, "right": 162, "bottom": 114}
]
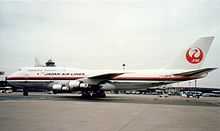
[{"left": 6, "top": 37, "right": 217, "bottom": 97}]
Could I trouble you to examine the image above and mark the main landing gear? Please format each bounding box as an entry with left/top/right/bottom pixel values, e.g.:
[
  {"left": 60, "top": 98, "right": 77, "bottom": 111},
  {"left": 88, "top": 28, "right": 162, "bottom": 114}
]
[
  {"left": 81, "top": 90, "right": 92, "bottom": 98},
  {"left": 92, "top": 90, "right": 106, "bottom": 98},
  {"left": 81, "top": 90, "right": 106, "bottom": 98},
  {"left": 23, "top": 87, "right": 29, "bottom": 96}
]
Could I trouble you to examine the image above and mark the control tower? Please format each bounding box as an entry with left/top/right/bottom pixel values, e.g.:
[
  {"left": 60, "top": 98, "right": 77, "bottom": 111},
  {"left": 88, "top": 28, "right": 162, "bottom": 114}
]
[{"left": 45, "top": 59, "right": 56, "bottom": 67}]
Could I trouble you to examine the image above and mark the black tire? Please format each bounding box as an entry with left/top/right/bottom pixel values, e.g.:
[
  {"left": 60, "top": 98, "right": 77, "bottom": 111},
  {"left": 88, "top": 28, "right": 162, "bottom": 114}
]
[
  {"left": 81, "top": 91, "right": 92, "bottom": 98},
  {"left": 92, "top": 90, "right": 106, "bottom": 98},
  {"left": 53, "top": 90, "right": 57, "bottom": 94},
  {"left": 23, "top": 88, "right": 29, "bottom": 96}
]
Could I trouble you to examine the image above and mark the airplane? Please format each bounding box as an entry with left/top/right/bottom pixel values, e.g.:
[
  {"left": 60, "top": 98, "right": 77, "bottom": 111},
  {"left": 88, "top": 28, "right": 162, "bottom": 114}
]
[{"left": 6, "top": 36, "right": 217, "bottom": 97}]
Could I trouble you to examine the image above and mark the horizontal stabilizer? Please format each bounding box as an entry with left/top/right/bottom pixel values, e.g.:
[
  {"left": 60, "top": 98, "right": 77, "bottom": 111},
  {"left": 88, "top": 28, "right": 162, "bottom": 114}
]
[{"left": 174, "top": 68, "right": 217, "bottom": 77}]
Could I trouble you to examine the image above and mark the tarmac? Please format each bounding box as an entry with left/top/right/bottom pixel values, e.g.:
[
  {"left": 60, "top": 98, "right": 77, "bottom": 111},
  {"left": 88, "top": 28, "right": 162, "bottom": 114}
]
[{"left": 0, "top": 92, "right": 220, "bottom": 131}]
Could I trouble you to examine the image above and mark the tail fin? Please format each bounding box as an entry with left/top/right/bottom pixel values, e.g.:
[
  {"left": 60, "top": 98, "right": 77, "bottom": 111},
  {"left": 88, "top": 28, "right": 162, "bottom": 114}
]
[{"left": 167, "top": 36, "right": 214, "bottom": 70}]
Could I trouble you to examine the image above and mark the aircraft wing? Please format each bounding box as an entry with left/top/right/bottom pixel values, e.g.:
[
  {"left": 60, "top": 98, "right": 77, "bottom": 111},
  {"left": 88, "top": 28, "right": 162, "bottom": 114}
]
[
  {"left": 173, "top": 68, "right": 217, "bottom": 77},
  {"left": 77, "top": 72, "right": 124, "bottom": 85},
  {"left": 88, "top": 73, "right": 124, "bottom": 80},
  {"left": 70, "top": 72, "right": 125, "bottom": 86}
]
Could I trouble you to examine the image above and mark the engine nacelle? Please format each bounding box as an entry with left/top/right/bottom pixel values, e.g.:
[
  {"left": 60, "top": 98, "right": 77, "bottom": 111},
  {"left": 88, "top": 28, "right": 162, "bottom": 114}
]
[
  {"left": 69, "top": 80, "right": 89, "bottom": 88},
  {"left": 61, "top": 86, "right": 69, "bottom": 91},
  {"left": 52, "top": 84, "right": 62, "bottom": 90},
  {"left": 52, "top": 84, "right": 70, "bottom": 92},
  {"left": 79, "top": 83, "right": 89, "bottom": 88},
  {"left": 69, "top": 80, "right": 80, "bottom": 88}
]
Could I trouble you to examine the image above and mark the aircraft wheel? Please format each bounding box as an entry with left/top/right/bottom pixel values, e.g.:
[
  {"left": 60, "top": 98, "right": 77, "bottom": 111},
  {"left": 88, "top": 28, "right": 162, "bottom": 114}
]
[
  {"left": 92, "top": 90, "right": 106, "bottom": 98},
  {"left": 81, "top": 91, "right": 92, "bottom": 98},
  {"left": 53, "top": 90, "right": 57, "bottom": 94},
  {"left": 23, "top": 87, "right": 29, "bottom": 96}
]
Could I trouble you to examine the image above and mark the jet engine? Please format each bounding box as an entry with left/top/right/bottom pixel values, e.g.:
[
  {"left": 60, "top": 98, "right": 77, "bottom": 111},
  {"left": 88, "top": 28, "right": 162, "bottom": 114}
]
[
  {"left": 68, "top": 80, "right": 89, "bottom": 88},
  {"left": 52, "top": 84, "right": 70, "bottom": 93},
  {"left": 52, "top": 84, "right": 62, "bottom": 90}
]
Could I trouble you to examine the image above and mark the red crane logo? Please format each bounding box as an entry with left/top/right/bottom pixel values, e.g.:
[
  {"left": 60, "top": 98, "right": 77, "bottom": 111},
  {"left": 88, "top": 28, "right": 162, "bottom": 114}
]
[{"left": 186, "top": 48, "right": 204, "bottom": 64}]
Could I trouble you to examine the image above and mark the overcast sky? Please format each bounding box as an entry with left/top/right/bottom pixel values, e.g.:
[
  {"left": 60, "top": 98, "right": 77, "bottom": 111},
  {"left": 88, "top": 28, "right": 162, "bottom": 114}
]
[{"left": 0, "top": 0, "right": 220, "bottom": 87}]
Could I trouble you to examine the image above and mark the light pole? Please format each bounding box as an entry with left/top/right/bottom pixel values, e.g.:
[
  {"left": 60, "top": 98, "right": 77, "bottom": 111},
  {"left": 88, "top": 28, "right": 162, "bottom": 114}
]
[{"left": 122, "top": 64, "right": 126, "bottom": 71}]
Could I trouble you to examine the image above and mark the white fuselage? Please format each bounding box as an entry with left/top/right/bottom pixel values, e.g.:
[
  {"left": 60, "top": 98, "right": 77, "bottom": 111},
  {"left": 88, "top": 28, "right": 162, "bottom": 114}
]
[{"left": 7, "top": 66, "right": 199, "bottom": 91}]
